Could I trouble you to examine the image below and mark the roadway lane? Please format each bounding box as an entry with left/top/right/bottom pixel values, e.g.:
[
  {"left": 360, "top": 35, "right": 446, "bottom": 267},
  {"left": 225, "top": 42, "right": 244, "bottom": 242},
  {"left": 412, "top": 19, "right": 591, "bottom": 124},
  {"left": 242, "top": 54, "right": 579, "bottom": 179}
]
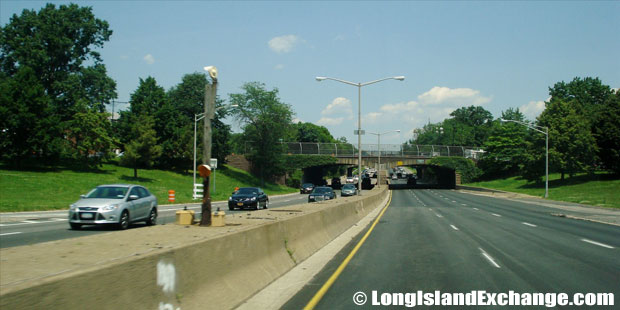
[
  {"left": 0, "top": 192, "right": 311, "bottom": 248},
  {"left": 284, "top": 189, "right": 619, "bottom": 309}
]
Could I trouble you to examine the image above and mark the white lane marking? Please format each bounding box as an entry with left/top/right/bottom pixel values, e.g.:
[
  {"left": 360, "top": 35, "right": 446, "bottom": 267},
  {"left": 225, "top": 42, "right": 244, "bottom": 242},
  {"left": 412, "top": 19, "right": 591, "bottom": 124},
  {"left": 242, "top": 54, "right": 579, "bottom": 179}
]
[
  {"left": 492, "top": 213, "right": 502, "bottom": 217},
  {"left": 473, "top": 208, "right": 479, "bottom": 211},
  {"left": 0, "top": 232, "right": 22, "bottom": 236},
  {"left": 581, "top": 239, "right": 614, "bottom": 249},
  {"left": 435, "top": 213, "right": 443, "bottom": 218},
  {"left": 479, "top": 248, "right": 501, "bottom": 268},
  {"left": 522, "top": 222, "right": 537, "bottom": 227},
  {"left": 0, "top": 219, "right": 68, "bottom": 226},
  {"left": 450, "top": 225, "right": 459, "bottom": 231},
  {"left": 428, "top": 208, "right": 432, "bottom": 211},
  {"left": 452, "top": 201, "right": 457, "bottom": 203},
  {"left": 22, "top": 220, "right": 38, "bottom": 223},
  {"left": 461, "top": 204, "right": 467, "bottom": 206}
]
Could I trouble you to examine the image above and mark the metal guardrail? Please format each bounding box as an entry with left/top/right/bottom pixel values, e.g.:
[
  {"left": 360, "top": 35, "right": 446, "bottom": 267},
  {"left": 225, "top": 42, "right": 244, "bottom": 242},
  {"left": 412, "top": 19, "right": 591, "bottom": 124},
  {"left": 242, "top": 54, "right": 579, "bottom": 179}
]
[{"left": 244, "top": 142, "right": 484, "bottom": 159}]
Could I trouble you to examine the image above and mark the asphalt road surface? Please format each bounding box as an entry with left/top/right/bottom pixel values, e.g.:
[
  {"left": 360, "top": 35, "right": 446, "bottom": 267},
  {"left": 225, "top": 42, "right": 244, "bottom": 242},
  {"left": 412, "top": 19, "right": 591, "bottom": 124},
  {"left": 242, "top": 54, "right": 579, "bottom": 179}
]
[
  {"left": 0, "top": 192, "right": 312, "bottom": 248},
  {"left": 284, "top": 188, "right": 619, "bottom": 309}
]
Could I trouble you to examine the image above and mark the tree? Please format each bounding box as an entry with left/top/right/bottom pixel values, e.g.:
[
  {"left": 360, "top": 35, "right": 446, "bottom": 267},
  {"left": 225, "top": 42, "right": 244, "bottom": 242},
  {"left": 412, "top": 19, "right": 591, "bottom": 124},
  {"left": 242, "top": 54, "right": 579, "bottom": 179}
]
[
  {"left": 593, "top": 90, "right": 620, "bottom": 174},
  {"left": 448, "top": 105, "right": 494, "bottom": 146},
  {"left": 548, "top": 77, "right": 612, "bottom": 119},
  {"left": 66, "top": 101, "right": 117, "bottom": 165},
  {"left": 163, "top": 73, "right": 232, "bottom": 169},
  {"left": 479, "top": 108, "right": 530, "bottom": 178},
  {"left": 120, "top": 115, "right": 161, "bottom": 178},
  {"left": 0, "top": 3, "right": 116, "bottom": 162},
  {"left": 290, "top": 122, "right": 336, "bottom": 143},
  {"left": 535, "top": 99, "right": 598, "bottom": 180},
  {"left": 230, "top": 82, "right": 294, "bottom": 183}
]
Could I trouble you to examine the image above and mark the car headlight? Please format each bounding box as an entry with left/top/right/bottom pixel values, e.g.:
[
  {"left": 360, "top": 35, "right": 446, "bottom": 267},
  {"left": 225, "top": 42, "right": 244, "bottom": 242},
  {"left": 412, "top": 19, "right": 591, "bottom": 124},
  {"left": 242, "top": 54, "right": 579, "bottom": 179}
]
[
  {"left": 70, "top": 204, "right": 77, "bottom": 210},
  {"left": 250, "top": 197, "right": 256, "bottom": 201},
  {"left": 228, "top": 197, "right": 232, "bottom": 201},
  {"left": 101, "top": 204, "right": 119, "bottom": 212}
]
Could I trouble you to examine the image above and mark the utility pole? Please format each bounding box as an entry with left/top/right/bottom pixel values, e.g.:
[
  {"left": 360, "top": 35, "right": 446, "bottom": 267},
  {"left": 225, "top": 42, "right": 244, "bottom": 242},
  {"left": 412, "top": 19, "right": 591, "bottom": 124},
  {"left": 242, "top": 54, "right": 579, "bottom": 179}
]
[{"left": 200, "top": 66, "right": 218, "bottom": 226}]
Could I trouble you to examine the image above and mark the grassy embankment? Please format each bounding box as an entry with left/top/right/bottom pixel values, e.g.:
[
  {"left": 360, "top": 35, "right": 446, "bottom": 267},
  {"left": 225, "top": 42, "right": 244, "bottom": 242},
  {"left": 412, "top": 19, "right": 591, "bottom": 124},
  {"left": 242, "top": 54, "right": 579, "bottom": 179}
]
[
  {"left": 0, "top": 163, "right": 297, "bottom": 212},
  {"left": 465, "top": 172, "right": 620, "bottom": 209}
]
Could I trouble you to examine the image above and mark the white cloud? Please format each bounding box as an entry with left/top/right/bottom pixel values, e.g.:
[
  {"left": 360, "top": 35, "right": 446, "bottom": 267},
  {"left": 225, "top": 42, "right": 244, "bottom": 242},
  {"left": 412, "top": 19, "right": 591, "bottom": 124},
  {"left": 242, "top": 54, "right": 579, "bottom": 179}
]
[
  {"left": 292, "top": 117, "right": 303, "bottom": 124},
  {"left": 321, "top": 97, "right": 353, "bottom": 118},
  {"left": 370, "top": 86, "right": 493, "bottom": 131},
  {"left": 275, "top": 64, "right": 285, "bottom": 70},
  {"left": 268, "top": 35, "right": 300, "bottom": 53},
  {"left": 143, "top": 54, "right": 155, "bottom": 65},
  {"left": 520, "top": 99, "right": 548, "bottom": 121},
  {"left": 316, "top": 117, "right": 344, "bottom": 126},
  {"left": 417, "top": 86, "right": 492, "bottom": 106},
  {"left": 364, "top": 112, "right": 383, "bottom": 125}
]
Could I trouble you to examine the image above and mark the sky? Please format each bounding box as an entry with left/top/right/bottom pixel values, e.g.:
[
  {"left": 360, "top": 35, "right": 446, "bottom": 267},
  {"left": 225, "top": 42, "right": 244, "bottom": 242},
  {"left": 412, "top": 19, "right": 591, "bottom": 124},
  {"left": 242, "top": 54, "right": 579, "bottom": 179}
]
[{"left": 2, "top": 1, "right": 619, "bottom": 145}]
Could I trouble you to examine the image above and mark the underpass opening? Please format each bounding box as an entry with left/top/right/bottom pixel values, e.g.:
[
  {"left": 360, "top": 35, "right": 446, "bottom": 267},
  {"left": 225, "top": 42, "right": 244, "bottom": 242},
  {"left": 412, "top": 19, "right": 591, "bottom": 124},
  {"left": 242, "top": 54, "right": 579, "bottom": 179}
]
[{"left": 388, "top": 165, "right": 456, "bottom": 190}]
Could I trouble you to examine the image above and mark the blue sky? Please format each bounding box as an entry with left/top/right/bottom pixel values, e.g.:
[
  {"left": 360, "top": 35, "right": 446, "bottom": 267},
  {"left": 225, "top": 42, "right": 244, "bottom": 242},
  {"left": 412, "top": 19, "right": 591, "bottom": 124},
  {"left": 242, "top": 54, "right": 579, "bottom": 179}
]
[{"left": 2, "top": 1, "right": 619, "bottom": 145}]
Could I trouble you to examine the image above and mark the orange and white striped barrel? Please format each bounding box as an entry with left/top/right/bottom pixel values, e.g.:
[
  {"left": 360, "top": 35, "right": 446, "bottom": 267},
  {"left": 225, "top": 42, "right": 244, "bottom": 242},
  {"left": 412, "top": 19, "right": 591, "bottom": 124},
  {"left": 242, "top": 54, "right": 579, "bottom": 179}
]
[{"left": 168, "top": 190, "right": 176, "bottom": 203}]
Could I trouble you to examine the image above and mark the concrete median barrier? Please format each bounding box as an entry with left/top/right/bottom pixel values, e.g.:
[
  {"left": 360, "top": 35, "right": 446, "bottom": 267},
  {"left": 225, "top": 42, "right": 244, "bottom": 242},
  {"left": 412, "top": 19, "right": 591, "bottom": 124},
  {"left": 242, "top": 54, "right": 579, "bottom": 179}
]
[{"left": 0, "top": 187, "right": 388, "bottom": 310}]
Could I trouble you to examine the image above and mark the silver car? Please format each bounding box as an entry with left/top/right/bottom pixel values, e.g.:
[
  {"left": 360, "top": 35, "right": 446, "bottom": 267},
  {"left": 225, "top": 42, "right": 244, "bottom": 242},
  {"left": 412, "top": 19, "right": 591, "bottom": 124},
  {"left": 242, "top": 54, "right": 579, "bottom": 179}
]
[{"left": 69, "top": 184, "right": 158, "bottom": 230}]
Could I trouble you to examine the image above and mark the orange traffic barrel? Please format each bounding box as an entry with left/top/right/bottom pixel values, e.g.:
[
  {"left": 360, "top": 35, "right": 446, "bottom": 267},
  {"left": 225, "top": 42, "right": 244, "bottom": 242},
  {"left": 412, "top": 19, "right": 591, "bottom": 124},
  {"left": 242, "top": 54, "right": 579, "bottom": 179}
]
[{"left": 168, "top": 190, "right": 176, "bottom": 203}]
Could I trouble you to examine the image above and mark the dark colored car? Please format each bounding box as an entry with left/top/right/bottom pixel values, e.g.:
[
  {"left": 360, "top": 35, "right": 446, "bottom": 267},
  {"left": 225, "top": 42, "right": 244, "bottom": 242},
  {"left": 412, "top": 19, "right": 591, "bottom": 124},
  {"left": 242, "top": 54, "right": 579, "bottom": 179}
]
[
  {"left": 330, "top": 177, "right": 342, "bottom": 190},
  {"left": 308, "top": 186, "right": 336, "bottom": 203},
  {"left": 228, "top": 187, "right": 269, "bottom": 210},
  {"left": 341, "top": 184, "right": 357, "bottom": 196},
  {"left": 300, "top": 183, "right": 315, "bottom": 194}
]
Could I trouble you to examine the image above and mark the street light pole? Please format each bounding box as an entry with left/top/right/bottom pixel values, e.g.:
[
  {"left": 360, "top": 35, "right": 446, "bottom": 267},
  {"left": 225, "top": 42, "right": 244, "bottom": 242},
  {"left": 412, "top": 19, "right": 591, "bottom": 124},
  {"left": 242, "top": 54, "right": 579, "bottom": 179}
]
[
  {"left": 369, "top": 130, "right": 400, "bottom": 188},
  {"left": 500, "top": 119, "right": 549, "bottom": 198},
  {"left": 316, "top": 76, "right": 405, "bottom": 195}
]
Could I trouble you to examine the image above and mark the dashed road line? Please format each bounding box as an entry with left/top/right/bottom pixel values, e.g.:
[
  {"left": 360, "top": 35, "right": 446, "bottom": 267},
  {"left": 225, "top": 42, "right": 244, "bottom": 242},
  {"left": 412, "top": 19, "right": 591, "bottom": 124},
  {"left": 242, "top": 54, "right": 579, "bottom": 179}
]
[
  {"left": 450, "top": 225, "right": 459, "bottom": 231},
  {"left": 479, "top": 248, "right": 501, "bottom": 268},
  {"left": 0, "top": 232, "right": 22, "bottom": 236},
  {"left": 522, "top": 222, "right": 537, "bottom": 227},
  {"left": 473, "top": 208, "right": 479, "bottom": 211},
  {"left": 581, "top": 239, "right": 614, "bottom": 249},
  {"left": 492, "top": 213, "right": 502, "bottom": 217}
]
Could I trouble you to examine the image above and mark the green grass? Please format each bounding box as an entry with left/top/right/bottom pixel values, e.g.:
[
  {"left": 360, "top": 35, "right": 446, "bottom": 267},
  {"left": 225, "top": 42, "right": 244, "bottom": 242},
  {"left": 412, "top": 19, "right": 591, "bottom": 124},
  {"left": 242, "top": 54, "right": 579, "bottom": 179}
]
[
  {"left": 466, "top": 172, "right": 620, "bottom": 209},
  {"left": 0, "top": 163, "right": 297, "bottom": 212}
]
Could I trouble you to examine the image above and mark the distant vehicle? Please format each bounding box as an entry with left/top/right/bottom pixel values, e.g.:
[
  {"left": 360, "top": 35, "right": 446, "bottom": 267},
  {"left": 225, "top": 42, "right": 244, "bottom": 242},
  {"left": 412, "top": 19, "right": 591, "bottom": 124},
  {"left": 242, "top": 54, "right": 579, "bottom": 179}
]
[
  {"left": 330, "top": 177, "right": 342, "bottom": 190},
  {"left": 300, "top": 183, "right": 315, "bottom": 194},
  {"left": 228, "top": 187, "right": 269, "bottom": 210},
  {"left": 69, "top": 184, "right": 158, "bottom": 230},
  {"left": 341, "top": 184, "right": 357, "bottom": 196},
  {"left": 346, "top": 176, "right": 355, "bottom": 183},
  {"left": 308, "top": 186, "right": 337, "bottom": 202}
]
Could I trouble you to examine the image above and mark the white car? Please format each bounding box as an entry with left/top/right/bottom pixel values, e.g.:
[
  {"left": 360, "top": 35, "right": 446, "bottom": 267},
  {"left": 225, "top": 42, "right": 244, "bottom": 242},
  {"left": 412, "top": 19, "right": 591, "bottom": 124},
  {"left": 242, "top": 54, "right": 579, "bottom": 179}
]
[{"left": 346, "top": 176, "right": 355, "bottom": 183}]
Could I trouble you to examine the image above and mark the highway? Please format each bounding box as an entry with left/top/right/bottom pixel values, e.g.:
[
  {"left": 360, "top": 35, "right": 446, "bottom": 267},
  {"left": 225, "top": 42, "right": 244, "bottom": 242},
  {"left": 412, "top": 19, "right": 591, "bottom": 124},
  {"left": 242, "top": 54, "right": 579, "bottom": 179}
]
[
  {"left": 0, "top": 192, "right": 311, "bottom": 249},
  {"left": 284, "top": 187, "right": 619, "bottom": 309}
]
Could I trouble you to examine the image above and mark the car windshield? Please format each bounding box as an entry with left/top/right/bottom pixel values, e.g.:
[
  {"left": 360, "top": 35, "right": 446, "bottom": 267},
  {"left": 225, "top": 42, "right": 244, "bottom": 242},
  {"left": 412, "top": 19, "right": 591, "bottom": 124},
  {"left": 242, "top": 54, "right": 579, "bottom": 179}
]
[
  {"left": 312, "top": 187, "right": 330, "bottom": 194},
  {"left": 236, "top": 188, "right": 258, "bottom": 195},
  {"left": 302, "top": 183, "right": 313, "bottom": 188},
  {"left": 85, "top": 186, "right": 128, "bottom": 199},
  {"left": 343, "top": 185, "right": 356, "bottom": 190}
]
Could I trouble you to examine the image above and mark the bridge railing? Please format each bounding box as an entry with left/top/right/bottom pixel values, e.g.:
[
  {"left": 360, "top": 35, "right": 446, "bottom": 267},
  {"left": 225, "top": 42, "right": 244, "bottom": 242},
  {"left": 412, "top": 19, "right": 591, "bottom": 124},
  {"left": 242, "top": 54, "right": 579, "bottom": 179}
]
[{"left": 244, "top": 142, "right": 484, "bottom": 159}]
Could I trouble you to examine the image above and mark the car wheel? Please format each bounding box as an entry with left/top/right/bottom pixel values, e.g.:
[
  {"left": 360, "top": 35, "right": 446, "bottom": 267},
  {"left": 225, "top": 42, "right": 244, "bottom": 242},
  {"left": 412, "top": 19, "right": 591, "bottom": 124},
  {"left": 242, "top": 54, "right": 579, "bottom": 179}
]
[
  {"left": 70, "top": 223, "right": 81, "bottom": 230},
  {"left": 145, "top": 208, "right": 157, "bottom": 226},
  {"left": 118, "top": 210, "right": 130, "bottom": 230},
  {"left": 264, "top": 199, "right": 269, "bottom": 209}
]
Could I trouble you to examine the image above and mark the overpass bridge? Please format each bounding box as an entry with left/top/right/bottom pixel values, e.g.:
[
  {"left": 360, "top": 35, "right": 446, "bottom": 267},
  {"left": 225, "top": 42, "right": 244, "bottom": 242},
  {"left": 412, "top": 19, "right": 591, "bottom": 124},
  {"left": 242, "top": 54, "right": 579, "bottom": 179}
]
[{"left": 277, "top": 142, "right": 484, "bottom": 166}]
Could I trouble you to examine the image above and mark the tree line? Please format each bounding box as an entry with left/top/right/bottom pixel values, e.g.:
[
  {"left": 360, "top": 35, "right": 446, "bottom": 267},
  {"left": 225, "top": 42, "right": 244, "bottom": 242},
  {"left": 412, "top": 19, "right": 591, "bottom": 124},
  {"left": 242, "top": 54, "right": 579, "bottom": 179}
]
[
  {"left": 0, "top": 3, "right": 344, "bottom": 180},
  {"left": 408, "top": 77, "right": 619, "bottom": 181}
]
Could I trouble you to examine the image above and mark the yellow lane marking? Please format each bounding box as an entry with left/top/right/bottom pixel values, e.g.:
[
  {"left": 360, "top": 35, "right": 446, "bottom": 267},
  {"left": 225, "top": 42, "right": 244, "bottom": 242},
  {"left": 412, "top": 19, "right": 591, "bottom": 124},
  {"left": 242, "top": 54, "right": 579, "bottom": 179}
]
[{"left": 303, "top": 190, "right": 393, "bottom": 310}]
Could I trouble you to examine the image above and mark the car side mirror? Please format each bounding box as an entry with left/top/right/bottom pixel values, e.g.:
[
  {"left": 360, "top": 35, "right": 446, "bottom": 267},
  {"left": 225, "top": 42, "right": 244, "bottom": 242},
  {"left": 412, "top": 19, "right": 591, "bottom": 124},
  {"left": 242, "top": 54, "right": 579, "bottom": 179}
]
[{"left": 128, "top": 195, "right": 139, "bottom": 201}]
